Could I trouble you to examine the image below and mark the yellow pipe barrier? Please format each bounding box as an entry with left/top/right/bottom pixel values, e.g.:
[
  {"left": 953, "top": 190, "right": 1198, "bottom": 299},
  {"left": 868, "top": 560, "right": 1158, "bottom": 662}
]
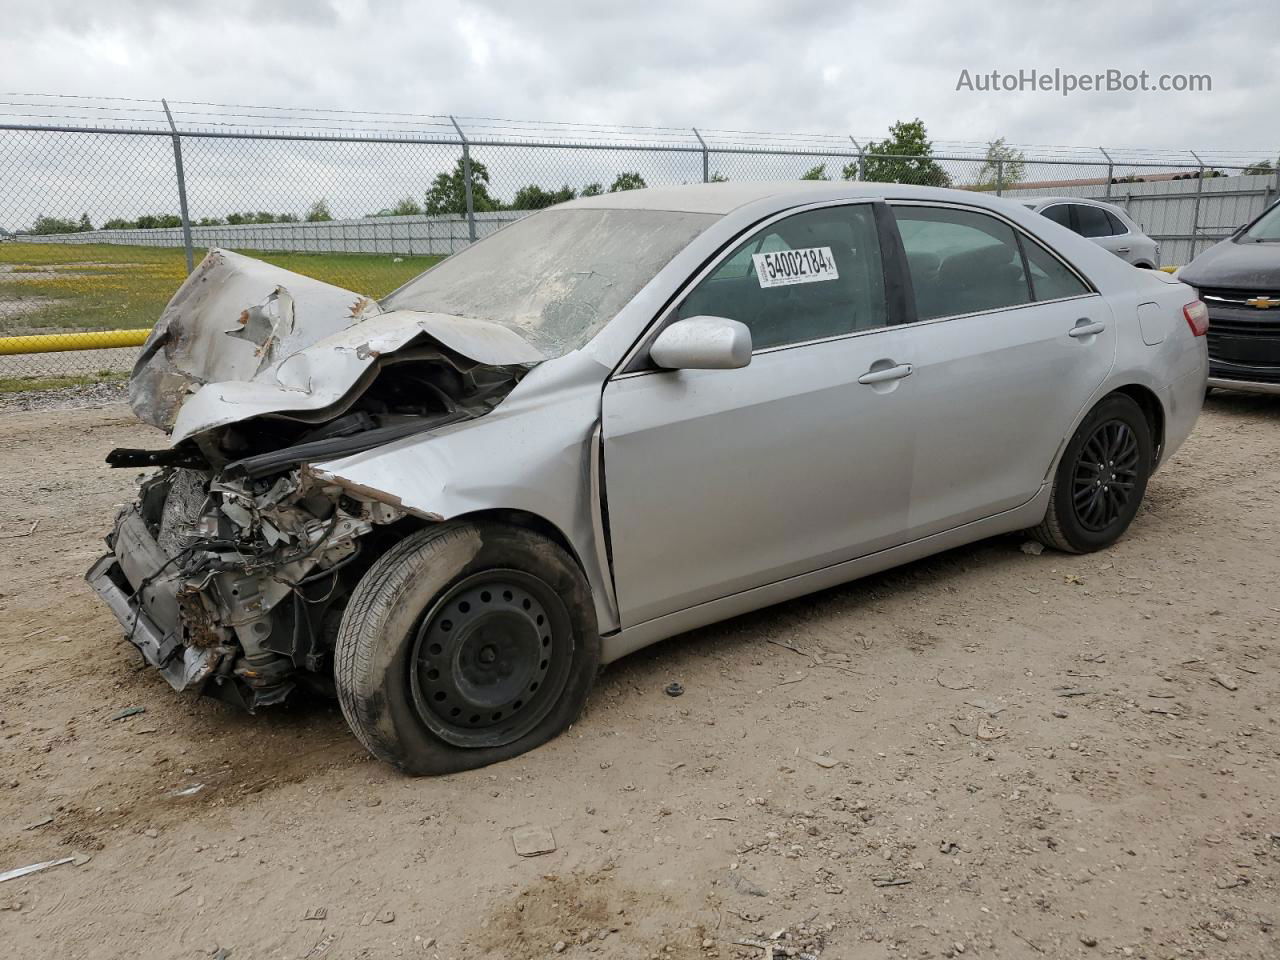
[{"left": 0, "top": 328, "right": 152, "bottom": 356}]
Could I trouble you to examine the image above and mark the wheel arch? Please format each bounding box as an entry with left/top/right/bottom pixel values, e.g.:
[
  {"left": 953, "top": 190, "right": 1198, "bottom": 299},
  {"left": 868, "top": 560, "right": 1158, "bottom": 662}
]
[{"left": 1111, "top": 383, "right": 1166, "bottom": 465}]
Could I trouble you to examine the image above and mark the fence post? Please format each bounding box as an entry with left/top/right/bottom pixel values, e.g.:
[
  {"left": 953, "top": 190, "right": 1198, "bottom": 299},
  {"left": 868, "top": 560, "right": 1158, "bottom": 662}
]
[
  {"left": 450, "top": 116, "right": 477, "bottom": 244},
  {"left": 850, "top": 137, "right": 866, "bottom": 181},
  {"left": 1189, "top": 150, "right": 1206, "bottom": 258},
  {"left": 692, "top": 128, "right": 709, "bottom": 183},
  {"left": 1099, "top": 147, "right": 1114, "bottom": 199},
  {"left": 995, "top": 158, "right": 1005, "bottom": 197},
  {"left": 161, "top": 98, "right": 195, "bottom": 274}
]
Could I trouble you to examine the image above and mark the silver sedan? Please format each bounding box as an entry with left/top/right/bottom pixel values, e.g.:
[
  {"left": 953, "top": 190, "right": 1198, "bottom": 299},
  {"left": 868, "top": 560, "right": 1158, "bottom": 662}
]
[{"left": 89, "top": 181, "right": 1208, "bottom": 773}]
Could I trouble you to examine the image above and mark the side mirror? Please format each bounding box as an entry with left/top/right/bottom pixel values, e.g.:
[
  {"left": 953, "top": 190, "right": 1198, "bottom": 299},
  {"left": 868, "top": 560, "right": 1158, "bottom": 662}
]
[{"left": 649, "top": 316, "right": 752, "bottom": 371}]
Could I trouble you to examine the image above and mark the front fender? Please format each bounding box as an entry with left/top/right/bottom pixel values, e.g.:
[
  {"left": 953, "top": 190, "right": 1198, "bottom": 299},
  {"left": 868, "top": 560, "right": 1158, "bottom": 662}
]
[{"left": 307, "top": 356, "right": 619, "bottom": 633}]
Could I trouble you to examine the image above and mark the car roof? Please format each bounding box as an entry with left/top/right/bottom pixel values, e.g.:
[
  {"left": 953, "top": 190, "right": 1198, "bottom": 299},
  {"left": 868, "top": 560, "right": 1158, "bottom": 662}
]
[
  {"left": 561, "top": 180, "right": 1007, "bottom": 216},
  {"left": 1022, "top": 196, "right": 1124, "bottom": 213}
]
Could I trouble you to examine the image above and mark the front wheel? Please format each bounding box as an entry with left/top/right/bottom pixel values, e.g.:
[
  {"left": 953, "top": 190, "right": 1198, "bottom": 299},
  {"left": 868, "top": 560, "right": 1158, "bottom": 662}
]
[
  {"left": 1032, "top": 393, "right": 1153, "bottom": 554},
  {"left": 334, "top": 522, "right": 600, "bottom": 775}
]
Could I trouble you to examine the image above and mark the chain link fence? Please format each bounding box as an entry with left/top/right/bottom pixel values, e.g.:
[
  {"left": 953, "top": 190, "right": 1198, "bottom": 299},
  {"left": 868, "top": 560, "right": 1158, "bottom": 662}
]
[{"left": 2, "top": 96, "right": 1278, "bottom": 382}]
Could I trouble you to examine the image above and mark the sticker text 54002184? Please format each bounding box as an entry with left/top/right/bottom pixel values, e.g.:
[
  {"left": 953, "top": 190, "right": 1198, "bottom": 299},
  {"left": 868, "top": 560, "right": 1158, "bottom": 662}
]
[{"left": 752, "top": 246, "right": 839, "bottom": 289}]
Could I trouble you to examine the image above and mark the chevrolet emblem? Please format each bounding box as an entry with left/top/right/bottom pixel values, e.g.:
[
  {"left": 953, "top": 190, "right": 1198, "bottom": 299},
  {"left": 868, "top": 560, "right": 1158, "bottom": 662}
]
[{"left": 1246, "top": 296, "right": 1278, "bottom": 309}]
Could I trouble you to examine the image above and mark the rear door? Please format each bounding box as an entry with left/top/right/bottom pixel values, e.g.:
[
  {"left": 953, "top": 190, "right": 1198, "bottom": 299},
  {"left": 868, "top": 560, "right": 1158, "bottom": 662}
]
[
  {"left": 600, "top": 202, "right": 918, "bottom": 628},
  {"left": 1073, "top": 203, "right": 1135, "bottom": 263},
  {"left": 887, "top": 203, "right": 1116, "bottom": 539}
]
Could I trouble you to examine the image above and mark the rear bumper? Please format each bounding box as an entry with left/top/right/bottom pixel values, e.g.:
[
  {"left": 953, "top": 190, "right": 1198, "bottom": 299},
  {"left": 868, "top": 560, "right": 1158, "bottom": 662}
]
[{"left": 1207, "top": 376, "right": 1280, "bottom": 396}]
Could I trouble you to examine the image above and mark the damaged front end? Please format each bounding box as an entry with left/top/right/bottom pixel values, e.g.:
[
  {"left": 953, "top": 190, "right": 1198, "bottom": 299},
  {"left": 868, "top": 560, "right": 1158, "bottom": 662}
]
[
  {"left": 87, "top": 248, "right": 542, "bottom": 710},
  {"left": 87, "top": 467, "right": 407, "bottom": 709}
]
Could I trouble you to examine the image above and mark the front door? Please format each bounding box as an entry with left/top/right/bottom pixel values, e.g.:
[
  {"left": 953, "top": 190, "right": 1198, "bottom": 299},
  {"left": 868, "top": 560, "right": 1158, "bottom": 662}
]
[{"left": 601, "top": 202, "right": 917, "bottom": 628}]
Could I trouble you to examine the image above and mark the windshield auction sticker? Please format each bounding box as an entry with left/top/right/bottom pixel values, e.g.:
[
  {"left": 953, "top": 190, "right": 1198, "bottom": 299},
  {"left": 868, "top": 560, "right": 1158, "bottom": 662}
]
[{"left": 753, "top": 246, "right": 839, "bottom": 288}]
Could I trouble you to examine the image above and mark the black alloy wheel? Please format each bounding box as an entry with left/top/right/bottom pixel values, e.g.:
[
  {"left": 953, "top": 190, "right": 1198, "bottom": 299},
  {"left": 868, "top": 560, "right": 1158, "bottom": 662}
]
[{"left": 1070, "top": 419, "right": 1141, "bottom": 532}]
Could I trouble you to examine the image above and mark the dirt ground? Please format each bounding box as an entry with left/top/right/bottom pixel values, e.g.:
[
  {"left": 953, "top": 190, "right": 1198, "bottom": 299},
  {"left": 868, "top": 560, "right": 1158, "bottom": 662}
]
[{"left": 0, "top": 394, "right": 1277, "bottom": 960}]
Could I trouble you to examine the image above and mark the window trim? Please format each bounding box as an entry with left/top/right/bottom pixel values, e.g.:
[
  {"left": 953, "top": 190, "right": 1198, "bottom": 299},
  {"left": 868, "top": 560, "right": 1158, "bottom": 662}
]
[
  {"left": 614, "top": 198, "right": 901, "bottom": 377},
  {"left": 886, "top": 199, "right": 1098, "bottom": 326}
]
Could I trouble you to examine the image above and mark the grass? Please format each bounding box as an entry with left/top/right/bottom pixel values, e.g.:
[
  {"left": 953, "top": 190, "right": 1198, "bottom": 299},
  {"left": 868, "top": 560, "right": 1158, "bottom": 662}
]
[
  {"left": 0, "top": 243, "right": 443, "bottom": 335},
  {"left": 0, "top": 370, "right": 129, "bottom": 393}
]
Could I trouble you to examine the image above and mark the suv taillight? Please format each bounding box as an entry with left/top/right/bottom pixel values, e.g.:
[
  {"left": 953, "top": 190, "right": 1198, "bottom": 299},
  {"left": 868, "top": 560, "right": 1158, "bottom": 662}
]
[{"left": 1183, "top": 300, "right": 1209, "bottom": 337}]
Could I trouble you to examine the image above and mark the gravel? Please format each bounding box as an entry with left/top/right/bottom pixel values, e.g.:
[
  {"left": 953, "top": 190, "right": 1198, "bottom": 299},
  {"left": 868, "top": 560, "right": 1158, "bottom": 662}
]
[{"left": 0, "top": 379, "right": 130, "bottom": 413}]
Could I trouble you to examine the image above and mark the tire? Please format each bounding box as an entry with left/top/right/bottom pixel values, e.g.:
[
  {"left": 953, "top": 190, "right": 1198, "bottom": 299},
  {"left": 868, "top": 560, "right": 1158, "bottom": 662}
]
[
  {"left": 1032, "top": 393, "right": 1154, "bottom": 554},
  {"left": 334, "top": 521, "right": 600, "bottom": 775}
]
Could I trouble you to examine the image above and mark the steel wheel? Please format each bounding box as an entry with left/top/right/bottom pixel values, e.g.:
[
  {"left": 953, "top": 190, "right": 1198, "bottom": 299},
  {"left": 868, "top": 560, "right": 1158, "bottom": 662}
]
[
  {"left": 408, "top": 569, "right": 574, "bottom": 748},
  {"left": 1071, "top": 418, "right": 1141, "bottom": 532}
]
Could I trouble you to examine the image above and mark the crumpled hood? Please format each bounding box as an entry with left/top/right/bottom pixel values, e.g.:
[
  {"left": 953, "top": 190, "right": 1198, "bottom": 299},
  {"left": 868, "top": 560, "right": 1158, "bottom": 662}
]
[{"left": 129, "top": 249, "right": 544, "bottom": 444}]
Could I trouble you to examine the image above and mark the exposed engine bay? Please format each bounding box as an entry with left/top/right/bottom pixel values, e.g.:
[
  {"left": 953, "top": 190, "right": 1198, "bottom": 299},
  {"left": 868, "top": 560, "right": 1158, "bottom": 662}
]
[{"left": 86, "top": 249, "right": 540, "bottom": 709}]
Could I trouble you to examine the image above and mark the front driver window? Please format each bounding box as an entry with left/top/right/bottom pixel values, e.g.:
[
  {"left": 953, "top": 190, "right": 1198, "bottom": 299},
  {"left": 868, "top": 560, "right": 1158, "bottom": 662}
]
[{"left": 675, "top": 205, "right": 888, "bottom": 350}]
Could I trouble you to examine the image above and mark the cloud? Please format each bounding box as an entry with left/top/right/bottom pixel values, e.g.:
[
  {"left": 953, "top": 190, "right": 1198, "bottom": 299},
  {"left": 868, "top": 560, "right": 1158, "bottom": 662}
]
[{"left": 0, "top": 0, "right": 1274, "bottom": 227}]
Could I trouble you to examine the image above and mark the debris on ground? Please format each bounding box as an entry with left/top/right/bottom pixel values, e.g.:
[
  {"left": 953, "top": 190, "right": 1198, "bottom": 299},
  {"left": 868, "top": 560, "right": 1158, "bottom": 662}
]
[
  {"left": 21, "top": 816, "right": 54, "bottom": 831},
  {"left": 1212, "top": 673, "right": 1239, "bottom": 691},
  {"left": 170, "top": 783, "right": 205, "bottom": 797},
  {"left": 664, "top": 681, "right": 684, "bottom": 697},
  {"left": 108, "top": 706, "right": 146, "bottom": 721},
  {"left": 303, "top": 907, "right": 327, "bottom": 921},
  {"left": 1020, "top": 541, "right": 1044, "bottom": 555},
  {"left": 0, "top": 853, "right": 90, "bottom": 884},
  {"left": 511, "top": 825, "right": 557, "bottom": 857},
  {"left": 976, "top": 718, "right": 1007, "bottom": 741},
  {"left": 805, "top": 753, "right": 840, "bottom": 768}
]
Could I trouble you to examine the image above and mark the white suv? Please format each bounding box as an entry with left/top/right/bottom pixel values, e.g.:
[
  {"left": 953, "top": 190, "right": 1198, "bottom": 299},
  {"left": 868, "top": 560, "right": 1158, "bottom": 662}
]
[{"left": 1022, "top": 197, "right": 1160, "bottom": 269}]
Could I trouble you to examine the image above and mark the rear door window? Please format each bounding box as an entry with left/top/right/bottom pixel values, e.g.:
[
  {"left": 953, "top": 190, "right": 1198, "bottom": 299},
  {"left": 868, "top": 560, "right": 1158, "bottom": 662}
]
[
  {"left": 1073, "top": 204, "right": 1114, "bottom": 238},
  {"left": 1022, "top": 238, "right": 1091, "bottom": 301},
  {"left": 1104, "top": 210, "right": 1129, "bottom": 235},
  {"left": 891, "top": 206, "right": 1031, "bottom": 320},
  {"left": 1041, "top": 205, "right": 1073, "bottom": 229}
]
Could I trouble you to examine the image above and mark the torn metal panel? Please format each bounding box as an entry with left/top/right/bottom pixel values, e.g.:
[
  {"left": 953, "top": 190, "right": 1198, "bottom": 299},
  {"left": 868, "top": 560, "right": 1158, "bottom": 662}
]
[
  {"left": 169, "top": 308, "right": 544, "bottom": 445},
  {"left": 131, "top": 249, "right": 382, "bottom": 431}
]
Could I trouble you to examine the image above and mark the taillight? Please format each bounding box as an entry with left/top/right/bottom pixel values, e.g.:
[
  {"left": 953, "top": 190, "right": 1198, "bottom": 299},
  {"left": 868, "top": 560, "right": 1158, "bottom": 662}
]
[{"left": 1183, "top": 300, "right": 1209, "bottom": 337}]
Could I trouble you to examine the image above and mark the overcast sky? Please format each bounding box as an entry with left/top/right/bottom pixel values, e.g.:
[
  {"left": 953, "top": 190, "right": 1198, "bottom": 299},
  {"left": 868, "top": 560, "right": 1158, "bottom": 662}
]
[
  {"left": 1, "top": 0, "right": 1276, "bottom": 227},
  {"left": 2, "top": 0, "right": 1274, "bottom": 155}
]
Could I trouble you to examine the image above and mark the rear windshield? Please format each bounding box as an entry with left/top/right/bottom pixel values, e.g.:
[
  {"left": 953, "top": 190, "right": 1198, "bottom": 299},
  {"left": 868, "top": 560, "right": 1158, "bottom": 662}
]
[{"left": 383, "top": 207, "right": 719, "bottom": 358}]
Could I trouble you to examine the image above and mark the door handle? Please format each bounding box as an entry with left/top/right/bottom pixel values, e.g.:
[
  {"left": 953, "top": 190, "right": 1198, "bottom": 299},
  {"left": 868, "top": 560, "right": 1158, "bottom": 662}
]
[
  {"left": 857, "top": 363, "right": 913, "bottom": 385},
  {"left": 1116, "top": 246, "right": 1131, "bottom": 253},
  {"left": 1068, "top": 320, "right": 1107, "bottom": 339}
]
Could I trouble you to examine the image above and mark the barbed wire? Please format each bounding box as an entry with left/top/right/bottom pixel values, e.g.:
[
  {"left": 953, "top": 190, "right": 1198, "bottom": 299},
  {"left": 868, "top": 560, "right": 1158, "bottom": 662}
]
[{"left": 1, "top": 93, "right": 1276, "bottom": 163}]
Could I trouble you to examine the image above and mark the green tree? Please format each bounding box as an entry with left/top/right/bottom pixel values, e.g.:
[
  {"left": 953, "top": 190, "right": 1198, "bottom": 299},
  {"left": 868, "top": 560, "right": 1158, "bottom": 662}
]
[
  {"left": 31, "top": 214, "right": 80, "bottom": 234},
  {"left": 196, "top": 216, "right": 225, "bottom": 226},
  {"left": 1243, "top": 160, "right": 1274, "bottom": 176},
  {"left": 424, "top": 158, "right": 501, "bottom": 215},
  {"left": 511, "top": 184, "right": 576, "bottom": 210},
  {"left": 134, "top": 214, "right": 181, "bottom": 229},
  {"left": 846, "top": 119, "right": 951, "bottom": 187},
  {"left": 77, "top": 212, "right": 93, "bottom": 232},
  {"left": 580, "top": 182, "right": 604, "bottom": 197},
  {"left": 709, "top": 171, "right": 729, "bottom": 182},
  {"left": 390, "top": 196, "right": 424, "bottom": 216},
  {"left": 609, "top": 172, "right": 646, "bottom": 192},
  {"left": 800, "top": 164, "right": 829, "bottom": 181},
  {"left": 305, "top": 199, "right": 333, "bottom": 222},
  {"left": 103, "top": 217, "right": 134, "bottom": 230},
  {"left": 974, "top": 137, "right": 1026, "bottom": 190}
]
